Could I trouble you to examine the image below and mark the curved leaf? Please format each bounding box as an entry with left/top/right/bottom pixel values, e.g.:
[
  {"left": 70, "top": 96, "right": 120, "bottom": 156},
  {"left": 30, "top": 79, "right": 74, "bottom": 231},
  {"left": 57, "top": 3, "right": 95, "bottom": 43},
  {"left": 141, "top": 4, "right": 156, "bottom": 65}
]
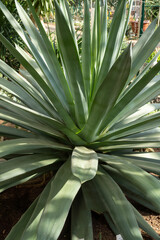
[
  {"left": 99, "top": 154, "right": 160, "bottom": 212},
  {"left": 71, "top": 146, "right": 98, "bottom": 183},
  {"left": 0, "top": 154, "right": 60, "bottom": 193}
]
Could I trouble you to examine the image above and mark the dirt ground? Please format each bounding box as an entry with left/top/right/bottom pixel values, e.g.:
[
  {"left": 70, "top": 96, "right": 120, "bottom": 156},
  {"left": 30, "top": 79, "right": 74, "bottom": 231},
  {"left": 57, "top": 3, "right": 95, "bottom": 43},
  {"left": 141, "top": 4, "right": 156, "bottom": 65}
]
[{"left": 0, "top": 179, "right": 159, "bottom": 240}]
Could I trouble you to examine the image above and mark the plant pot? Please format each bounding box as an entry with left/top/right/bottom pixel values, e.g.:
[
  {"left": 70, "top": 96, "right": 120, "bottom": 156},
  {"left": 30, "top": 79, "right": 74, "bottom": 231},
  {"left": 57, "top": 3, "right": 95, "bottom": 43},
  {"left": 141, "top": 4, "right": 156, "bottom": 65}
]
[
  {"left": 143, "top": 20, "right": 150, "bottom": 32},
  {"left": 130, "top": 20, "right": 150, "bottom": 36},
  {"left": 131, "top": 21, "right": 139, "bottom": 35}
]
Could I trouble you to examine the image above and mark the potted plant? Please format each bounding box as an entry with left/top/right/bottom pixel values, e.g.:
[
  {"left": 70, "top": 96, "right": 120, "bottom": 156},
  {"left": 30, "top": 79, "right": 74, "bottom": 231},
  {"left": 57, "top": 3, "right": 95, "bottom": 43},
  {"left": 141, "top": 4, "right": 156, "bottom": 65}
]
[{"left": 0, "top": 0, "right": 160, "bottom": 239}]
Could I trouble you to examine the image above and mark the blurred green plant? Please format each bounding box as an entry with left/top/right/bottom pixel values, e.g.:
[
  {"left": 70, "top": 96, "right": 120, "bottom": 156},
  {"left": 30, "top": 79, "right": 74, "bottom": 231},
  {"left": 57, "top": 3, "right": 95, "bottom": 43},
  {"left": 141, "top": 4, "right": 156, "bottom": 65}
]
[
  {"left": 145, "top": 0, "right": 160, "bottom": 20},
  {"left": 31, "top": 0, "right": 54, "bottom": 20},
  {"left": 146, "top": 50, "right": 160, "bottom": 63},
  {"left": 0, "top": 0, "right": 27, "bottom": 70},
  {"left": 108, "top": 0, "right": 118, "bottom": 7},
  {"left": 0, "top": 0, "right": 160, "bottom": 240},
  {"left": 32, "top": 0, "right": 74, "bottom": 21}
]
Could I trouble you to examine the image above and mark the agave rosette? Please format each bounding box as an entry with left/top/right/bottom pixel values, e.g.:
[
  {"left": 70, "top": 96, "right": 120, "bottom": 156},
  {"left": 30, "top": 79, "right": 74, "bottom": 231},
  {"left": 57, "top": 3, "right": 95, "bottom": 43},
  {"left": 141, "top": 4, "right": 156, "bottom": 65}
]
[{"left": 0, "top": 0, "right": 160, "bottom": 239}]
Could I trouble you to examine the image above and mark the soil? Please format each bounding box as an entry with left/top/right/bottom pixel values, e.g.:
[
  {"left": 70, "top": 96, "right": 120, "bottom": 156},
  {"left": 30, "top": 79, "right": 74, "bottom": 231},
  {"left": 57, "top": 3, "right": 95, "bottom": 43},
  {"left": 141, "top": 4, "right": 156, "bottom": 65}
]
[{"left": 0, "top": 178, "right": 160, "bottom": 240}]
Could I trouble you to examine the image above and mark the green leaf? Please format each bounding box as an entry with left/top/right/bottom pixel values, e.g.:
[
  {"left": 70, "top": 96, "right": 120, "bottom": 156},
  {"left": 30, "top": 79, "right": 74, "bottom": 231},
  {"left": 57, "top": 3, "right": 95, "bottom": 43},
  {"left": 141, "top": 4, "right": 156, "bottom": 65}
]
[
  {"left": 121, "top": 49, "right": 160, "bottom": 97},
  {"left": 0, "top": 108, "right": 66, "bottom": 140},
  {"left": 80, "top": 45, "right": 131, "bottom": 142},
  {"left": 54, "top": 0, "right": 87, "bottom": 127},
  {"left": 0, "top": 138, "right": 71, "bottom": 158},
  {"left": 82, "top": 0, "right": 91, "bottom": 100},
  {"left": 128, "top": 20, "right": 160, "bottom": 82},
  {"left": 132, "top": 20, "right": 157, "bottom": 61},
  {"left": 0, "top": 96, "right": 64, "bottom": 131},
  {"left": 89, "top": 139, "right": 160, "bottom": 151},
  {"left": 0, "top": 0, "right": 28, "bottom": 46},
  {"left": 59, "top": 0, "right": 78, "bottom": 52},
  {"left": 98, "top": 154, "right": 160, "bottom": 213},
  {"left": 0, "top": 67, "right": 60, "bottom": 122},
  {"left": 122, "top": 127, "right": 160, "bottom": 140},
  {"left": 15, "top": 45, "right": 49, "bottom": 87},
  {"left": 19, "top": 180, "right": 52, "bottom": 240},
  {"left": 91, "top": 168, "right": 143, "bottom": 240},
  {"left": 0, "top": 154, "right": 58, "bottom": 183},
  {"left": 0, "top": 95, "right": 66, "bottom": 132},
  {"left": 0, "top": 77, "right": 47, "bottom": 115},
  {"left": 133, "top": 206, "right": 160, "bottom": 240},
  {"left": 0, "top": 59, "right": 61, "bottom": 120},
  {"left": 0, "top": 97, "right": 86, "bottom": 145},
  {"left": 103, "top": 111, "right": 160, "bottom": 140},
  {"left": 91, "top": 0, "right": 101, "bottom": 79},
  {"left": 5, "top": 198, "right": 39, "bottom": 240},
  {"left": 25, "top": 0, "right": 75, "bottom": 120},
  {"left": 112, "top": 75, "right": 160, "bottom": 131},
  {"left": 0, "top": 125, "right": 35, "bottom": 138},
  {"left": 117, "top": 152, "right": 160, "bottom": 175},
  {"left": 113, "top": 102, "right": 160, "bottom": 129},
  {"left": 98, "top": 0, "right": 108, "bottom": 66},
  {"left": 71, "top": 190, "right": 93, "bottom": 240},
  {"left": 0, "top": 173, "right": 40, "bottom": 193},
  {"left": 0, "top": 34, "right": 78, "bottom": 132},
  {"left": 37, "top": 160, "right": 81, "bottom": 240},
  {"left": 71, "top": 146, "right": 98, "bottom": 183},
  {"left": 97, "top": 0, "right": 127, "bottom": 90},
  {"left": 15, "top": 0, "right": 68, "bottom": 108},
  {"left": 0, "top": 60, "right": 47, "bottom": 107},
  {"left": 82, "top": 182, "right": 105, "bottom": 214},
  {"left": 104, "top": 212, "right": 119, "bottom": 236},
  {"left": 100, "top": 60, "right": 160, "bottom": 133},
  {"left": 123, "top": 0, "right": 133, "bottom": 42},
  {"left": 5, "top": 179, "right": 53, "bottom": 240},
  {"left": 0, "top": 154, "right": 60, "bottom": 192},
  {"left": 102, "top": 164, "right": 159, "bottom": 212}
]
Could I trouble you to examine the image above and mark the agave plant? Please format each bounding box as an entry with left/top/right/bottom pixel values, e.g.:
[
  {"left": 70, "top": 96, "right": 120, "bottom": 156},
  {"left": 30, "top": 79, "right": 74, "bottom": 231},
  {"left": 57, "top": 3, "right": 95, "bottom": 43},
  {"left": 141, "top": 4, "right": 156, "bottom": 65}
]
[{"left": 0, "top": 0, "right": 160, "bottom": 239}]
